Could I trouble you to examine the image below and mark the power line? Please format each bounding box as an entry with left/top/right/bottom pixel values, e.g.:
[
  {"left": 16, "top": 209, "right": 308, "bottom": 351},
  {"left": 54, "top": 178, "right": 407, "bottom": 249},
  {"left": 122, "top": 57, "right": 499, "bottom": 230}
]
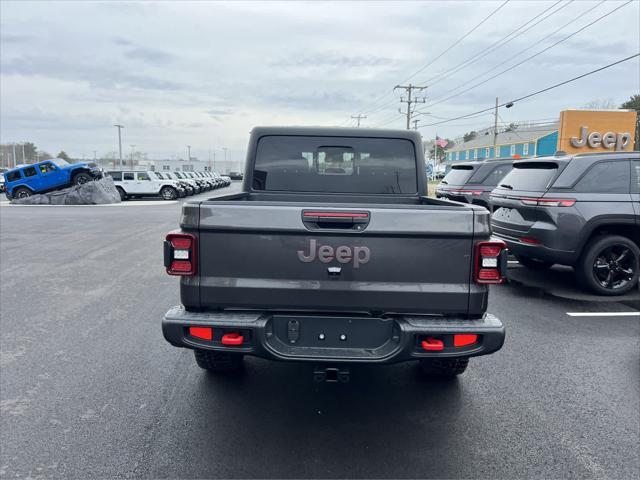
[
  {"left": 425, "top": 0, "right": 622, "bottom": 109},
  {"left": 423, "top": 0, "right": 571, "bottom": 88},
  {"left": 400, "top": 0, "right": 511, "bottom": 84},
  {"left": 351, "top": 0, "right": 510, "bottom": 118},
  {"left": 421, "top": 53, "right": 640, "bottom": 127}
]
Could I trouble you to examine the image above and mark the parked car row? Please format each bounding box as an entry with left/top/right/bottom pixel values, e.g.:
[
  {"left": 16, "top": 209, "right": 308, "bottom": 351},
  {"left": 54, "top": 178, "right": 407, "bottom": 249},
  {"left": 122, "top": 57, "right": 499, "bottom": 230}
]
[
  {"left": 106, "top": 170, "right": 230, "bottom": 201},
  {"left": 2, "top": 159, "right": 103, "bottom": 200},
  {"left": 436, "top": 151, "right": 640, "bottom": 296}
]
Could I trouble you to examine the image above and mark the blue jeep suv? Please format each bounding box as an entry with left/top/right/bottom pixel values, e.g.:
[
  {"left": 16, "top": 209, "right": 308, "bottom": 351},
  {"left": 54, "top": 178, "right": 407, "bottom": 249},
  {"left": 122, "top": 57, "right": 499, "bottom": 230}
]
[{"left": 3, "top": 159, "right": 102, "bottom": 200}]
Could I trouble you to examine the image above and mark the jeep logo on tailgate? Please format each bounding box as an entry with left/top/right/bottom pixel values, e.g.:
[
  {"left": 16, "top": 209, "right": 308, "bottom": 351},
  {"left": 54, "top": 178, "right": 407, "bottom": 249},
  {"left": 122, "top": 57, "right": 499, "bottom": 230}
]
[{"left": 297, "top": 239, "right": 370, "bottom": 268}]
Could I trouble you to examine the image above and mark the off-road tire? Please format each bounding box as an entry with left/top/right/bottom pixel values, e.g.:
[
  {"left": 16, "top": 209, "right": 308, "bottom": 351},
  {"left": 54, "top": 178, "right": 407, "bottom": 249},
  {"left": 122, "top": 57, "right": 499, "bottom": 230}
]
[
  {"left": 72, "top": 172, "right": 93, "bottom": 185},
  {"left": 160, "top": 186, "right": 178, "bottom": 201},
  {"left": 515, "top": 254, "right": 553, "bottom": 270},
  {"left": 577, "top": 235, "right": 640, "bottom": 296},
  {"left": 194, "top": 349, "right": 244, "bottom": 373},
  {"left": 13, "top": 187, "right": 32, "bottom": 199},
  {"left": 116, "top": 186, "right": 127, "bottom": 201},
  {"left": 419, "top": 357, "right": 469, "bottom": 378}
]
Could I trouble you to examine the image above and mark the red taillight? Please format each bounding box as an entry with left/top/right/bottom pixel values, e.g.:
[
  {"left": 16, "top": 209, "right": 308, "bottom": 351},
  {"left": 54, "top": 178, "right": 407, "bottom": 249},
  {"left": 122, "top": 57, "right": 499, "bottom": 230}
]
[
  {"left": 474, "top": 240, "right": 507, "bottom": 284},
  {"left": 519, "top": 197, "right": 575, "bottom": 207},
  {"left": 166, "top": 232, "right": 197, "bottom": 276},
  {"left": 454, "top": 334, "right": 478, "bottom": 347},
  {"left": 451, "top": 189, "right": 483, "bottom": 195},
  {"left": 189, "top": 326, "right": 212, "bottom": 340}
]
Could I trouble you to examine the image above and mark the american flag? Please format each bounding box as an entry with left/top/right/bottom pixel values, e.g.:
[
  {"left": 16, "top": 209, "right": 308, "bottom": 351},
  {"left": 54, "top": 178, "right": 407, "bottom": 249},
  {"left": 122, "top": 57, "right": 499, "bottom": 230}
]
[{"left": 435, "top": 136, "right": 448, "bottom": 148}]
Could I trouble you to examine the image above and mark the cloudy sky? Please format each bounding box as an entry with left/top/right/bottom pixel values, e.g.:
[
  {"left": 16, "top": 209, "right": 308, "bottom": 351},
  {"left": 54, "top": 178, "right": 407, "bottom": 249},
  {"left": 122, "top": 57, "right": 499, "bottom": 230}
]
[{"left": 1, "top": 0, "right": 638, "bottom": 161}]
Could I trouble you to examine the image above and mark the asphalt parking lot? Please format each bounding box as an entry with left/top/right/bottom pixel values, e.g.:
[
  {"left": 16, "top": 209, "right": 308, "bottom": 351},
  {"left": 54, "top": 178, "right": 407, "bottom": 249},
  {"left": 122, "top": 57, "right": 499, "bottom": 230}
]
[{"left": 1, "top": 184, "right": 638, "bottom": 479}]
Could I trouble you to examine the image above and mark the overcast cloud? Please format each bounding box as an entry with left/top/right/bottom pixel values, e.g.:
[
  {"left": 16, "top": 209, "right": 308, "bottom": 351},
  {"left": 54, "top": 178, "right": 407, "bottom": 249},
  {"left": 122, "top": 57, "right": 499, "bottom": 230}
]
[{"left": 1, "top": 0, "right": 638, "bottom": 161}]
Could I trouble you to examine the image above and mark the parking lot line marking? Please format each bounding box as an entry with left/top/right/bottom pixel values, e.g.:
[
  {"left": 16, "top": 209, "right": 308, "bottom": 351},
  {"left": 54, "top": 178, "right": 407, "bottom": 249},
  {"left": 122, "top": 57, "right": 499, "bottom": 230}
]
[{"left": 566, "top": 312, "right": 640, "bottom": 317}]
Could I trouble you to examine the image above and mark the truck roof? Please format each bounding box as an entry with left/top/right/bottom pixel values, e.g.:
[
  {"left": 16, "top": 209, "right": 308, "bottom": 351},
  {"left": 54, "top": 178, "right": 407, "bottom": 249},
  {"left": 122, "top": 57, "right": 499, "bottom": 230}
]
[{"left": 250, "top": 126, "right": 423, "bottom": 142}]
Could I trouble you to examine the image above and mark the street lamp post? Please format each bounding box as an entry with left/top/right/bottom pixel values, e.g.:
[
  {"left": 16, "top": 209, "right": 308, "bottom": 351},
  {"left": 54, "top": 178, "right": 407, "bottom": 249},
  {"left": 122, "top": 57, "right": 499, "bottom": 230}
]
[
  {"left": 114, "top": 124, "right": 124, "bottom": 167},
  {"left": 187, "top": 145, "right": 192, "bottom": 162}
]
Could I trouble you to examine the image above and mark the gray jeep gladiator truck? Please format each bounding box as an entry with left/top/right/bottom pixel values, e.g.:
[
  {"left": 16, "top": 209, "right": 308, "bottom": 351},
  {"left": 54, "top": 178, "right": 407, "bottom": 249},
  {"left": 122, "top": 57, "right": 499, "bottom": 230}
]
[{"left": 162, "top": 127, "right": 506, "bottom": 380}]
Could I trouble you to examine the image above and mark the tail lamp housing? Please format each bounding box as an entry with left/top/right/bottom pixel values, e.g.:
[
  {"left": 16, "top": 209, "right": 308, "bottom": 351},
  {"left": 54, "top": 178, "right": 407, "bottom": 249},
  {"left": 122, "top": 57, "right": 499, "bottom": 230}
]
[
  {"left": 474, "top": 240, "right": 507, "bottom": 284},
  {"left": 164, "top": 231, "right": 197, "bottom": 276},
  {"left": 519, "top": 197, "right": 576, "bottom": 207}
]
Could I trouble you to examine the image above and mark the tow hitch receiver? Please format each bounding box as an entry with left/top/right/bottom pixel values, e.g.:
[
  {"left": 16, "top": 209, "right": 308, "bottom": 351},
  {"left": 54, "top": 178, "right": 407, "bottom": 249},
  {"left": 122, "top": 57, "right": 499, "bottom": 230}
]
[{"left": 314, "top": 366, "right": 350, "bottom": 383}]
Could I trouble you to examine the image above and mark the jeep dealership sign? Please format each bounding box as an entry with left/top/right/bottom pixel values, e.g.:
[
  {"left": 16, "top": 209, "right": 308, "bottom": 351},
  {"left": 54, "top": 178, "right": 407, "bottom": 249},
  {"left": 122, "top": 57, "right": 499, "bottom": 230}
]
[
  {"left": 558, "top": 109, "right": 637, "bottom": 154},
  {"left": 570, "top": 127, "right": 631, "bottom": 151}
]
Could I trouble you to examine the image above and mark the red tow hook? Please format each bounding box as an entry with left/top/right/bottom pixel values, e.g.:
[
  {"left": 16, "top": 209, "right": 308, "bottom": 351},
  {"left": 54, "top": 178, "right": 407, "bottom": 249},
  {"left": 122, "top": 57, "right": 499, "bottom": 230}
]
[
  {"left": 221, "top": 332, "right": 244, "bottom": 346},
  {"left": 421, "top": 337, "right": 444, "bottom": 351}
]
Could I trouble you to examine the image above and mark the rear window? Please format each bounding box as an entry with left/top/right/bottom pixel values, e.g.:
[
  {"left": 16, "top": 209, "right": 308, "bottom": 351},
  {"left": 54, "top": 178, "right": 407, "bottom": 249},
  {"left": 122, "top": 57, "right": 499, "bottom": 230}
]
[
  {"left": 441, "top": 165, "right": 475, "bottom": 186},
  {"left": 6, "top": 170, "right": 21, "bottom": 182},
  {"left": 253, "top": 135, "right": 418, "bottom": 194},
  {"left": 497, "top": 162, "right": 559, "bottom": 191}
]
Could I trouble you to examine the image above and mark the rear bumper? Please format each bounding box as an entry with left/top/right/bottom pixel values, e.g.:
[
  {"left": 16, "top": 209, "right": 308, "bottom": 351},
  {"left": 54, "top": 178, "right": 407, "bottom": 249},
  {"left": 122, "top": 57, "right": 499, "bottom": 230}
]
[
  {"left": 162, "top": 307, "right": 505, "bottom": 363},
  {"left": 492, "top": 230, "right": 578, "bottom": 265}
]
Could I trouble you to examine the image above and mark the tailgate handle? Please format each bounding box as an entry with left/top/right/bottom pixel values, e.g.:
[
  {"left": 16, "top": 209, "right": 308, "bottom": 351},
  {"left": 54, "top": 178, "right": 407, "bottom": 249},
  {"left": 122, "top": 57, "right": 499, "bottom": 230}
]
[{"left": 302, "top": 211, "right": 370, "bottom": 231}]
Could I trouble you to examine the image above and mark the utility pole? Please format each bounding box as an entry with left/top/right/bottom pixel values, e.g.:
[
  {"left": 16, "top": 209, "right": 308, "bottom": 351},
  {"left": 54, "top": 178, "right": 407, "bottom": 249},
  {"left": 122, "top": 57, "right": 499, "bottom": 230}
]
[
  {"left": 394, "top": 84, "right": 427, "bottom": 130},
  {"left": 412, "top": 119, "right": 420, "bottom": 130},
  {"left": 213, "top": 152, "right": 216, "bottom": 171},
  {"left": 130, "top": 145, "right": 136, "bottom": 168},
  {"left": 114, "top": 124, "right": 124, "bottom": 167},
  {"left": 493, "top": 97, "right": 499, "bottom": 155},
  {"left": 187, "top": 145, "right": 192, "bottom": 162},
  {"left": 22, "top": 143, "right": 26, "bottom": 164},
  {"left": 12, "top": 144, "right": 17, "bottom": 168},
  {"left": 351, "top": 114, "right": 367, "bottom": 127}
]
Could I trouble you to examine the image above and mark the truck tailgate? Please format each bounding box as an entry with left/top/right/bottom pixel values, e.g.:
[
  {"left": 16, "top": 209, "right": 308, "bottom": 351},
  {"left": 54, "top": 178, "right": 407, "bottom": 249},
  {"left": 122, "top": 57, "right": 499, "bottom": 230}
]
[{"left": 195, "top": 202, "right": 483, "bottom": 315}]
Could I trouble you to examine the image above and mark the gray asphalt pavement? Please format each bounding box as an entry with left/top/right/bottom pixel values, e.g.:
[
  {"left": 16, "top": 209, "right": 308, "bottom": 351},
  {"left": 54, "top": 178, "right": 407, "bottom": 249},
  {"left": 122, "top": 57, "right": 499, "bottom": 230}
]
[{"left": 1, "top": 184, "right": 639, "bottom": 479}]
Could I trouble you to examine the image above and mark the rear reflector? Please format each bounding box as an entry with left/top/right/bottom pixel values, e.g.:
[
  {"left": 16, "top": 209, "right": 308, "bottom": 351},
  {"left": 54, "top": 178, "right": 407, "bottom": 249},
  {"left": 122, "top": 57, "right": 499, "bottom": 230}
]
[
  {"left": 421, "top": 337, "right": 444, "bottom": 351},
  {"left": 454, "top": 334, "right": 478, "bottom": 347},
  {"left": 520, "top": 237, "right": 542, "bottom": 245},
  {"left": 189, "top": 326, "right": 212, "bottom": 340}
]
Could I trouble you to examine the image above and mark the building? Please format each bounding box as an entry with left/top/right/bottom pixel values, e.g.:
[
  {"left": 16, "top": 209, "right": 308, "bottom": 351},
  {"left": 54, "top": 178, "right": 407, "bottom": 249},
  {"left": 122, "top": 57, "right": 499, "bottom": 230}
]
[
  {"left": 147, "top": 158, "right": 243, "bottom": 174},
  {"left": 443, "top": 109, "right": 637, "bottom": 165},
  {"left": 444, "top": 124, "right": 558, "bottom": 164}
]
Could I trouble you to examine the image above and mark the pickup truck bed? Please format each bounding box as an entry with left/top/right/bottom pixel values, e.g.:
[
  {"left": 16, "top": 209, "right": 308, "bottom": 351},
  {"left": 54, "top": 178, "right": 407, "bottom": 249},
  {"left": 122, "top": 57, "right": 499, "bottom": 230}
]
[{"left": 179, "top": 193, "right": 490, "bottom": 316}]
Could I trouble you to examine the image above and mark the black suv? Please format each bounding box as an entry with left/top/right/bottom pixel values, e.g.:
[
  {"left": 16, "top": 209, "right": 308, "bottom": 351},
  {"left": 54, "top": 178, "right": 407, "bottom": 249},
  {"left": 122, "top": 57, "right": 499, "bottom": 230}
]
[
  {"left": 436, "top": 159, "right": 513, "bottom": 209},
  {"left": 490, "top": 152, "right": 640, "bottom": 295}
]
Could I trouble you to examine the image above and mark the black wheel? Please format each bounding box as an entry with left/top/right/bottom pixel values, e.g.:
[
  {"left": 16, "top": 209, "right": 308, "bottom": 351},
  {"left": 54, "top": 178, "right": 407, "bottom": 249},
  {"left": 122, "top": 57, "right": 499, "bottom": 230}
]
[
  {"left": 13, "top": 187, "right": 32, "bottom": 199},
  {"left": 419, "top": 357, "right": 469, "bottom": 378},
  {"left": 514, "top": 254, "right": 554, "bottom": 270},
  {"left": 115, "top": 186, "right": 127, "bottom": 201},
  {"left": 577, "top": 235, "right": 640, "bottom": 296},
  {"left": 160, "top": 186, "right": 178, "bottom": 200},
  {"left": 72, "top": 172, "right": 93, "bottom": 185},
  {"left": 194, "top": 349, "right": 244, "bottom": 373}
]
